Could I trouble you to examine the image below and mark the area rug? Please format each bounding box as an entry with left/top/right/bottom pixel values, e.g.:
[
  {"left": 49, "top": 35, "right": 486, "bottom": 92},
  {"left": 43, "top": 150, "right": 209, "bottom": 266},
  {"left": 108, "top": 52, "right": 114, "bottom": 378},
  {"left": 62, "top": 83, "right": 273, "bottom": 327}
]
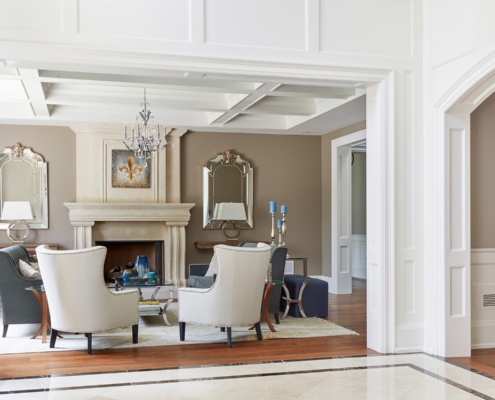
[{"left": 0, "top": 303, "right": 358, "bottom": 354}]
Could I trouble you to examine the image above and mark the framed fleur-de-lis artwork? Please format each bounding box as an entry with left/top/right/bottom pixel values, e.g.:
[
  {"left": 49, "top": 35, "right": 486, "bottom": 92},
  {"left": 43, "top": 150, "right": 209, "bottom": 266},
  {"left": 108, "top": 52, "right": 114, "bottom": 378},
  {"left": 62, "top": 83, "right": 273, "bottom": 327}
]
[{"left": 111, "top": 150, "right": 151, "bottom": 189}]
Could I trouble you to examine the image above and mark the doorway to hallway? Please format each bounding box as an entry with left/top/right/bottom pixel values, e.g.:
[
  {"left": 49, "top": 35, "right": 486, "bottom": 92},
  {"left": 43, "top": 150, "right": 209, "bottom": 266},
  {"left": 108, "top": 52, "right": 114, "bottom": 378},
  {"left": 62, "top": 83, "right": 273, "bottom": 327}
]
[{"left": 331, "top": 129, "right": 367, "bottom": 295}]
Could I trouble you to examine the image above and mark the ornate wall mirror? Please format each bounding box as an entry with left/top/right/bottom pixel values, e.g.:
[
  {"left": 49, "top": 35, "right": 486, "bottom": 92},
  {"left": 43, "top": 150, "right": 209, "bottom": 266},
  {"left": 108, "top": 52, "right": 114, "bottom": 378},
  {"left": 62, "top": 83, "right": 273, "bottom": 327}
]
[
  {"left": 203, "top": 150, "right": 253, "bottom": 230},
  {"left": 0, "top": 143, "right": 48, "bottom": 229}
]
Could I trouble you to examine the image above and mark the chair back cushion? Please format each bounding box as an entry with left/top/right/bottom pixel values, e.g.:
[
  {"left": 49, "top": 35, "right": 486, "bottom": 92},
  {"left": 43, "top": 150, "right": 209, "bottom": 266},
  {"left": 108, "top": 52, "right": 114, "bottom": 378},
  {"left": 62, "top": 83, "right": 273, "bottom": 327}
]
[
  {"left": 0, "top": 245, "right": 42, "bottom": 325},
  {"left": 36, "top": 245, "right": 139, "bottom": 333},
  {"left": 179, "top": 243, "right": 271, "bottom": 327}
]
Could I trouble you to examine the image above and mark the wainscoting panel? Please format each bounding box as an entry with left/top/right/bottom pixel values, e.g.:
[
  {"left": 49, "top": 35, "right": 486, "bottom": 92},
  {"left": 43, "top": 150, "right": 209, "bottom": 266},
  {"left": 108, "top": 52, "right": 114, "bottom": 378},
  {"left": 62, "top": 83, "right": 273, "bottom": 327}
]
[
  {"left": 78, "top": 0, "right": 191, "bottom": 42},
  {"left": 471, "top": 249, "right": 495, "bottom": 349},
  {"left": 204, "top": 0, "right": 307, "bottom": 50},
  {"left": 351, "top": 234, "right": 367, "bottom": 279}
]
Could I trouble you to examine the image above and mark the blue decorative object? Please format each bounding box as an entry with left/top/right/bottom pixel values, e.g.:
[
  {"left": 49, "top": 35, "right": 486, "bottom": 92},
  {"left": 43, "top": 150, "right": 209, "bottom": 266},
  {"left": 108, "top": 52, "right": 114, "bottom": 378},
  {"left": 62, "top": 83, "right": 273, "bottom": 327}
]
[
  {"left": 135, "top": 255, "right": 149, "bottom": 277},
  {"left": 122, "top": 268, "right": 138, "bottom": 282}
]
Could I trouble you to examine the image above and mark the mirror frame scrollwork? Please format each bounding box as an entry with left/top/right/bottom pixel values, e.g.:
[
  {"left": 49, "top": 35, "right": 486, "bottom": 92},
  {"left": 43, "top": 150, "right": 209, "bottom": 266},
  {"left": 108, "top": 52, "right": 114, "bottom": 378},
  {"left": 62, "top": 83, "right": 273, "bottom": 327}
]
[
  {"left": 0, "top": 143, "right": 48, "bottom": 229},
  {"left": 202, "top": 150, "right": 253, "bottom": 230}
]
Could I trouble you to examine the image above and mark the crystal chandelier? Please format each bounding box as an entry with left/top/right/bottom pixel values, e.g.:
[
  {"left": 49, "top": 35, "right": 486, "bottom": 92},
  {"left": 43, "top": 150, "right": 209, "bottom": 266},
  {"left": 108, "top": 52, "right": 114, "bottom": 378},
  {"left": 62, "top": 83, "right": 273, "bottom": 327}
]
[{"left": 123, "top": 88, "right": 169, "bottom": 162}]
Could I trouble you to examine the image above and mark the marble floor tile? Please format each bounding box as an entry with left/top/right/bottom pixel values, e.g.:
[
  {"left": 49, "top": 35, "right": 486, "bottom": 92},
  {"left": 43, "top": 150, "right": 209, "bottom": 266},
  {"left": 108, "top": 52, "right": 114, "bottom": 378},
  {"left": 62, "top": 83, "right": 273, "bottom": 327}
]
[{"left": 0, "top": 354, "right": 494, "bottom": 399}]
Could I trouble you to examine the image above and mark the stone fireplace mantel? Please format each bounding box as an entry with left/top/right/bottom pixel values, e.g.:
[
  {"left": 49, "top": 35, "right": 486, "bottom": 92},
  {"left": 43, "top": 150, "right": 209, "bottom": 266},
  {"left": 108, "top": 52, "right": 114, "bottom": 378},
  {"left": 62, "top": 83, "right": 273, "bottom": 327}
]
[
  {"left": 65, "top": 202, "right": 194, "bottom": 287},
  {"left": 64, "top": 202, "right": 194, "bottom": 224}
]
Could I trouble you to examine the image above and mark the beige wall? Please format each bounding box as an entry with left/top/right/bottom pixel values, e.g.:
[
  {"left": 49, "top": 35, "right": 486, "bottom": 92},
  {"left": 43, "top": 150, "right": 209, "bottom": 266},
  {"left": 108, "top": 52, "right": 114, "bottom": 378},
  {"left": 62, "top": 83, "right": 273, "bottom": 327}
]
[
  {"left": 471, "top": 92, "right": 495, "bottom": 248},
  {"left": 182, "top": 131, "right": 322, "bottom": 275},
  {"left": 0, "top": 125, "right": 76, "bottom": 250},
  {"left": 0, "top": 123, "right": 370, "bottom": 277}
]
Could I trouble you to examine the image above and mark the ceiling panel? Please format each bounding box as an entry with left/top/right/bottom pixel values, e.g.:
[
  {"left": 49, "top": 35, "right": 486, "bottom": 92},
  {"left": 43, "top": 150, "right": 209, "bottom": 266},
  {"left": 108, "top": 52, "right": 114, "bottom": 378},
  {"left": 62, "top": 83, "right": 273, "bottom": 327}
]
[{"left": 0, "top": 65, "right": 366, "bottom": 135}]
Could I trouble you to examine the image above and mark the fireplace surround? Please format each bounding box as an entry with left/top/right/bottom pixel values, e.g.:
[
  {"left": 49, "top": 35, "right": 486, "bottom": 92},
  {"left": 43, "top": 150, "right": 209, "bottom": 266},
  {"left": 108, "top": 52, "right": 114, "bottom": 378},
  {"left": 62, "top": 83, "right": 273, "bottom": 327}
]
[
  {"left": 67, "top": 127, "right": 193, "bottom": 288},
  {"left": 65, "top": 203, "right": 194, "bottom": 288}
]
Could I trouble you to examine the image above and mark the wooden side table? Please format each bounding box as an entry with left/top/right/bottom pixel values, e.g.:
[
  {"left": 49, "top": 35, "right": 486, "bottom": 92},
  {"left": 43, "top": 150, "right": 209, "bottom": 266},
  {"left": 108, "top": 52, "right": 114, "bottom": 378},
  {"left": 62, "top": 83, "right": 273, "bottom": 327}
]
[
  {"left": 25, "top": 286, "right": 50, "bottom": 343},
  {"left": 261, "top": 280, "right": 283, "bottom": 332}
]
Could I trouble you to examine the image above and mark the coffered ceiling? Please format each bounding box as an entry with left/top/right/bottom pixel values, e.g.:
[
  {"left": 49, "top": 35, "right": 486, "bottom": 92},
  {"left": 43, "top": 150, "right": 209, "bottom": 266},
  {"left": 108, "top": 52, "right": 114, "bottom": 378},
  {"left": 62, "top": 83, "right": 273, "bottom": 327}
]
[{"left": 0, "top": 64, "right": 367, "bottom": 135}]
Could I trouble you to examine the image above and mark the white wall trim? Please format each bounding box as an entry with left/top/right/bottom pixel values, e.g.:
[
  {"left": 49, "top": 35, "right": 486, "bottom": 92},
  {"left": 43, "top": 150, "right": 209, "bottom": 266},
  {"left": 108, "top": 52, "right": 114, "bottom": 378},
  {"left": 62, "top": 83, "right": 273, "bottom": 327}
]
[
  {"left": 352, "top": 234, "right": 367, "bottom": 280},
  {"left": 471, "top": 248, "right": 495, "bottom": 349}
]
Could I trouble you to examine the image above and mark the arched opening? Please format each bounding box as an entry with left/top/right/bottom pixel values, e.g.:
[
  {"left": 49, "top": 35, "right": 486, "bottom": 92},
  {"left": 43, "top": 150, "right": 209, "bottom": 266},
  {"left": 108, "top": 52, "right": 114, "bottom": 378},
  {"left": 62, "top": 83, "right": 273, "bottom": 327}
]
[{"left": 429, "top": 58, "right": 495, "bottom": 356}]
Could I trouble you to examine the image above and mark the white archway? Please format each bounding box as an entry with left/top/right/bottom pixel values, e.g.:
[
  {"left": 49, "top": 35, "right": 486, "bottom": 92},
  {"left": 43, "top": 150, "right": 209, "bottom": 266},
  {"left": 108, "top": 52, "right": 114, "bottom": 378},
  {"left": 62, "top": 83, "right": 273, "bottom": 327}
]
[{"left": 428, "top": 55, "right": 495, "bottom": 357}]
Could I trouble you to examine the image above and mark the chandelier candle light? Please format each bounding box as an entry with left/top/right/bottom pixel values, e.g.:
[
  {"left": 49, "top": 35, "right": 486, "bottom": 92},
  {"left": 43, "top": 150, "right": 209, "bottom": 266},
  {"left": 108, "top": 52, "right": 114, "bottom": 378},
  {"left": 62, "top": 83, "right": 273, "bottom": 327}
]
[{"left": 124, "top": 88, "right": 169, "bottom": 164}]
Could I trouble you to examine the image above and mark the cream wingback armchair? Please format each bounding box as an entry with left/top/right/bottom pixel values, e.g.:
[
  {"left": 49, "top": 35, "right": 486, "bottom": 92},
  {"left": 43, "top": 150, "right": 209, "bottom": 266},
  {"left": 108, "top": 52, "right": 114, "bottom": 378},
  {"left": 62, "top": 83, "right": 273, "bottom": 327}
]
[
  {"left": 36, "top": 245, "right": 139, "bottom": 354},
  {"left": 179, "top": 243, "right": 271, "bottom": 348}
]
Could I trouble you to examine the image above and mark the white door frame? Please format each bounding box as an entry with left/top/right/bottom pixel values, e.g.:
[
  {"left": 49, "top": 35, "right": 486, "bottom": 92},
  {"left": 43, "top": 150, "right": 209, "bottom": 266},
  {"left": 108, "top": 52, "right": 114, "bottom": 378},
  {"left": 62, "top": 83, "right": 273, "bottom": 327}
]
[
  {"left": 328, "top": 73, "right": 394, "bottom": 354},
  {"left": 331, "top": 129, "right": 366, "bottom": 294}
]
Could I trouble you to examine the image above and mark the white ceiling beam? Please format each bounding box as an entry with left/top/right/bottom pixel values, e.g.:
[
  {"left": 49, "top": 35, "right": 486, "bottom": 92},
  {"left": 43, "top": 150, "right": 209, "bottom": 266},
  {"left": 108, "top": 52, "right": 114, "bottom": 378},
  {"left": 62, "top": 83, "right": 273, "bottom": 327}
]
[
  {"left": 45, "top": 93, "right": 229, "bottom": 112},
  {"left": 211, "top": 83, "right": 281, "bottom": 125},
  {"left": 39, "top": 71, "right": 260, "bottom": 93},
  {"left": 18, "top": 69, "right": 50, "bottom": 117}
]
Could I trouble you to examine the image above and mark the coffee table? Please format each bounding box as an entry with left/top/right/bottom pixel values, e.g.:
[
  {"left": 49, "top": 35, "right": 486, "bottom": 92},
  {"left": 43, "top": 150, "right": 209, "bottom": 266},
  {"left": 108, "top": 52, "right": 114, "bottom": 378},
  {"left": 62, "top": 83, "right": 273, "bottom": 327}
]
[{"left": 110, "top": 279, "right": 175, "bottom": 326}]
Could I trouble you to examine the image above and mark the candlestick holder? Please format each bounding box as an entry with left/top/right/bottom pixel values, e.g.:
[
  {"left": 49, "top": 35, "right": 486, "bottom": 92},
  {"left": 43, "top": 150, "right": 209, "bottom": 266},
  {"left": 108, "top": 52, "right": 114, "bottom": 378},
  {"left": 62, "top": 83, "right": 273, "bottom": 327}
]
[
  {"left": 278, "top": 225, "right": 283, "bottom": 246},
  {"left": 270, "top": 212, "right": 276, "bottom": 246},
  {"left": 281, "top": 213, "right": 287, "bottom": 246},
  {"left": 281, "top": 212, "right": 289, "bottom": 256}
]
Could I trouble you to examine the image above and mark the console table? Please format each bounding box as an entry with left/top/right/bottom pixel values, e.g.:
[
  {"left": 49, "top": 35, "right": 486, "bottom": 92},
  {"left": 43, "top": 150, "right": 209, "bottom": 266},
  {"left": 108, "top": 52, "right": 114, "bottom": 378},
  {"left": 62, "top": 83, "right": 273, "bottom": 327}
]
[
  {"left": 282, "top": 257, "right": 308, "bottom": 319},
  {"left": 0, "top": 243, "right": 59, "bottom": 260}
]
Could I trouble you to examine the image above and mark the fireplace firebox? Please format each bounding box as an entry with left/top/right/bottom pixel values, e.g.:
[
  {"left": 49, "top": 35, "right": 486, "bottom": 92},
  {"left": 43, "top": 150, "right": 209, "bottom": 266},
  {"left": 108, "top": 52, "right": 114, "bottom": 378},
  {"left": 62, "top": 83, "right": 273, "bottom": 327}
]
[{"left": 96, "top": 240, "right": 164, "bottom": 283}]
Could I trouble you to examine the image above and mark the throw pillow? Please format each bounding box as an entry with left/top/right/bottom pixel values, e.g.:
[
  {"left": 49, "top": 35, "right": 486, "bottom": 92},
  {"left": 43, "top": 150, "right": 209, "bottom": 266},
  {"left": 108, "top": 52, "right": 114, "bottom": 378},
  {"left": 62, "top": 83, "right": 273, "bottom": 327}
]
[
  {"left": 19, "top": 259, "right": 42, "bottom": 280},
  {"left": 204, "top": 252, "right": 218, "bottom": 277}
]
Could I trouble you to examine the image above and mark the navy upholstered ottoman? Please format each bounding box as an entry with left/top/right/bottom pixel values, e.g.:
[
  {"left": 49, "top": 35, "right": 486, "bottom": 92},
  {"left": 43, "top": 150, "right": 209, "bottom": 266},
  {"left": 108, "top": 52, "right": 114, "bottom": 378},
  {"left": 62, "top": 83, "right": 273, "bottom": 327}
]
[{"left": 280, "top": 274, "right": 329, "bottom": 318}]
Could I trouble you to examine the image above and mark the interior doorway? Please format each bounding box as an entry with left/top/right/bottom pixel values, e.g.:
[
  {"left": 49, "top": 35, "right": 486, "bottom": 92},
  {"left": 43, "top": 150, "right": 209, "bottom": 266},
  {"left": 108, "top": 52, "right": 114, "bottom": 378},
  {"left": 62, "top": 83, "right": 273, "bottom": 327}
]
[{"left": 331, "top": 129, "right": 367, "bottom": 294}]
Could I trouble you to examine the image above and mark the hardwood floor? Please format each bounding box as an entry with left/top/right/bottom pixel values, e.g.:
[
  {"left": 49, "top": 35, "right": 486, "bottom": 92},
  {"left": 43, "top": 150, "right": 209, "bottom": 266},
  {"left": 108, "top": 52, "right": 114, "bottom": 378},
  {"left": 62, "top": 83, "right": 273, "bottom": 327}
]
[{"left": 0, "top": 279, "right": 491, "bottom": 379}]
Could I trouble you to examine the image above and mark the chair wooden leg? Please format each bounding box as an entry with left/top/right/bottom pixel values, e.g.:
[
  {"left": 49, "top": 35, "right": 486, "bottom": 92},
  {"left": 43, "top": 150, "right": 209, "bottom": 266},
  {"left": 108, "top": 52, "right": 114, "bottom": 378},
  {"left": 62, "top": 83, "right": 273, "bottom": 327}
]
[
  {"left": 254, "top": 322, "right": 263, "bottom": 341},
  {"left": 132, "top": 324, "right": 138, "bottom": 344},
  {"left": 227, "top": 327, "right": 232, "bottom": 348},
  {"left": 274, "top": 313, "right": 280, "bottom": 324},
  {"left": 49, "top": 328, "right": 58, "bottom": 348},
  {"left": 2, "top": 324, "right": 7, "bottom": 338},
  {"left": 179, "top": 322, "right": 185, "bottom": 341},
  {"left": 86, "top": 333, "right": 92, "bottom": 355}
]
